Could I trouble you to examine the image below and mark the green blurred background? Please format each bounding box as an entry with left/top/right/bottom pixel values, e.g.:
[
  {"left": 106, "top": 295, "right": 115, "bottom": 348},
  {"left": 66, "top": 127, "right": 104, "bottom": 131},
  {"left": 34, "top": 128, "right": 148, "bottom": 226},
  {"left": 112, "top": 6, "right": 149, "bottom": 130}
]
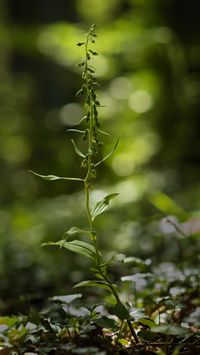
[{"left": 1, "top": 0, "right": 200, "bottom": 313}]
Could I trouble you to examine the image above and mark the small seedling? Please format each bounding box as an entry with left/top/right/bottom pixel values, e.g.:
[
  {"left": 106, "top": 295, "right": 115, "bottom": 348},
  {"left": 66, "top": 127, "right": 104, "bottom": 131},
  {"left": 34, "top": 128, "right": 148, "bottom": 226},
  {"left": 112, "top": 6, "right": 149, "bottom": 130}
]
[{"left": 30, "top": 24, "right": 139, "bottom": 343}]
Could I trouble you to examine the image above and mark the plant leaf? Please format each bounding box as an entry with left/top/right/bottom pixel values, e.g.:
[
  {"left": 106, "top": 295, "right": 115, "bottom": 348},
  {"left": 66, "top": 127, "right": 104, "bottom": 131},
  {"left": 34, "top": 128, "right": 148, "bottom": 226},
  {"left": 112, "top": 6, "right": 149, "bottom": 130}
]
[
  {"left": 71, "top": 139, "right": 85, "bottom": 158},
  {"left": 129, "top": 308, "right": 146, "bottom": 320},
  {"left": 97, "top": 129, "right": 110, "bottom": 136},
  {"left": 123, "top": 256, "right": 149, "bottom": 266},
  {"left": 138, "top": 318, "right": 157, "bottom": 328},
  {"left": 150, "top": 325, "right": 189, "bottom": 336},
  {"left": 109, "top": 303, "right": 130, "bottom": 321},
  {"left": 108, "top": 253, "right": 126, "bottom": 264},
  {"left": 29, "top": 170, "right": 84, "bottom": 182},
  {"left": 74, "top": 280, "right": 115, "bottom": 292},
  {"left": 91, "top": 193, "right": 119, "bottom": 221},
  {"left": 0, "top": 316, "right": 18, "bottom": 327},
  {"left": 137, "top": 330, "right": 157, "bottom": 341},
  {"left": 95, "top": 137, "right": 119, "bottom": 167},
  {"left": 65, "top": 226, "right": 91, "bottom": 237},
  {"left": 51, "top": 294, "right": 82, "bottom": 303},
  {"left": 150, "top": 192, "right": 187, "bottom": 221},
  {"left": 95, "top": 316, "right": 118, "bottom": 331},
  {"left": 42, "top": 240, "right": 96, "bottom": 260},
  {"left": 66, "top": 129, "right": 85, "bottom": 134},
  {"left": 77, "top": 115, "right": 87, "bottom": 125}
]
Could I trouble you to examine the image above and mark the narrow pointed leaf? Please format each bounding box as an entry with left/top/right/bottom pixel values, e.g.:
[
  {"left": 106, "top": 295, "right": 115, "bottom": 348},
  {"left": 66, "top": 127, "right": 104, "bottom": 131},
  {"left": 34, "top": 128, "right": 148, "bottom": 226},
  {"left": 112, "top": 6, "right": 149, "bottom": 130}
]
[
  {"left": 95, "top": 138, "right": 119, "bottom": 167},
  {"left": 74, "top": 280, "right": 115, "bottom": 292},
  {"left": 76, "top": 88, "right": 84, "bottom": 97},
  {"left": 77, "top": 115, "right": 87, "bottom": 125},
  {"left": 91, "top": 193, "right": 119, "bottom": 221},
  {"left": 65, "top": 226, "right": 91, "bottom": 236},
  {"left": 42, "top": 240, "right": 96, "bottom": 260},
  {"left": 97, "top": 129, "right": 110, "bottom": 136},
  {"left": 29, "top": 170, "right": 84, "bottom": 182},
  {"left": 71, "top": 139, "right": 85, "bottom": 158},
  {"left": 66, "top": 129, "right": 85, "bottom": 134}
]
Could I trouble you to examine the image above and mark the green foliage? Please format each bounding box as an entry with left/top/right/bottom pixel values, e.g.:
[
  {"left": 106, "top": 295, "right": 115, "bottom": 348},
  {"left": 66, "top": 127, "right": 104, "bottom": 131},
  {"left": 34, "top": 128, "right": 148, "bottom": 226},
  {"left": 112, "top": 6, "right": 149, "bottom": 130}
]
[
  {"left": 150, "top": 325, "right": 188, "bottom": 336},
  {"left": 74, "top": 280, "right": 116, "bottom": 291},
  {"left": 94, "top": 137, "right": 120, "bottom": 167},
  {"left": 30, "top": 24, "right": 140, "bottom": 344},
  {"left": 13, "top": 27, "right": 198, "bottom": 354},
  {"left": 27, "top": 25, "right": 141, "bottom": 343},
  {"left": 91, "top": 193, "right": 119, "bottom": 221},
  {"left": 150, "top": 192, "right": 188, "bottom": 221},
  {"left": 43, "top": 239, "right": 97, "bottom": 261},
  {"left": 0, "top": 251, "right": 199, "bottom": 353},
  {"left": 1, "top": 3, "right": 200, "bottom": 353},
  {"left": 29, "top": 170, "right": 84, "bottom": 182}
]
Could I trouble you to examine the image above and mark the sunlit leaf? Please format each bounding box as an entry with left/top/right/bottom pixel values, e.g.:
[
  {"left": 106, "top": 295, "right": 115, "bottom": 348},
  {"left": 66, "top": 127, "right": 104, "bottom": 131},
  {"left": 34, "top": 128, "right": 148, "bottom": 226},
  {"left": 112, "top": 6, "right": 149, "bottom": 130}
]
[
  {"left": 109, "top": 253, "right": 126, "bottom": 264},
  {"left": 42, "top": 240, "right": 96, "bottom": 260},
  {"left": 129, "top": 308, "right": 146, "bottom": 320},
  {"left": 150, "top": 192, "right": 187, "bottom": 220},
  {"left": 65, "top": 226, "right": 91, "bottom": 237},
  {"left": 124, "top": 256, "right": 149, "bottom": 265},
  {"left": 95, "top": 137, "right": 119, "bottom": 167},
  {"left": 138, "top": 318, "right": 156, "bottom": 328},
  {"left": 121, "top": 272, "right": 152, "bottom": 283},
  {"left": 51, "top": 294, "right": 82, "bottom": 303},
  {"left": 91, "top": 193, "right": 119, "bottom": 221},
  {"left": 118, "top": 338, "right": 130, "bottom": 346},
  {"left": 74, "top": 280, "right": 115, "bottom": 292},
  {"left": 0, "top": 316, "right": 18, "bottom": 327},
  {"left": 29, "top": 170, "right": 84, "bottom": 182}
]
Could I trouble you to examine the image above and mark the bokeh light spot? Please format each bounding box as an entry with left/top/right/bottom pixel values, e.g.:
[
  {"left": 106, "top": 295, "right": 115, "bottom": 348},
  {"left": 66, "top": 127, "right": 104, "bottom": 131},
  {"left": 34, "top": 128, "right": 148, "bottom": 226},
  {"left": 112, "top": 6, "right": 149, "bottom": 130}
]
[
  {"left": 128, "top": 90, "right": 153, "bottom": 113},
  {"left": 1, "top": 136, "right": 31, "bottom": 163},
  {"left": 109, "top": 77, "right": 132, "bottom": 100},
  {"left": 59, "top": 103, "right": 83, "bottom": 126},
  {"left": 112, "top": 153, "right": 136, "bottom": 176}
]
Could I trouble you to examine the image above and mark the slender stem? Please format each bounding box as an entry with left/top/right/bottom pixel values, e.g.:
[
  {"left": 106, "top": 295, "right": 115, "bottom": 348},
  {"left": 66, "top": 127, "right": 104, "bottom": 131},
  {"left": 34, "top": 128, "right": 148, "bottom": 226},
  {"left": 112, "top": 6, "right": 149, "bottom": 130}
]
[
  {"left": 84, "top": 30, "right": 101, "bottom": 263},
  {"left": 100, "top": 267, "right": 139, "bottom": 343},
  {"left": 85, "top": 182, "right": 93, "bottom": 230},
  {"left": 84, "top": 181, "right": 139, "bottom": 343},
  {"left": 127, "top": 319, "right": 139, "bottom": 344},
  {"left": 82, "top": 27, "right": 139, "bottom": 345}
]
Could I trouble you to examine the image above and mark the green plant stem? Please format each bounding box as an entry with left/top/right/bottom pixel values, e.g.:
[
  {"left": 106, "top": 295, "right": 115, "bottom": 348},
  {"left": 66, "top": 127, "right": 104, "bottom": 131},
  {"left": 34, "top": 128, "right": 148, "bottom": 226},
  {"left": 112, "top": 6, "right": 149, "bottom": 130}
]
[
  {"left": 84, "top": 166, "right": 139, "bottom": 343},
  {"left": 104, "top": 277, "right": 139, "bottom": 343},
  {"left": 82, "top": 26, "right": 139, "bottom": 345}
]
